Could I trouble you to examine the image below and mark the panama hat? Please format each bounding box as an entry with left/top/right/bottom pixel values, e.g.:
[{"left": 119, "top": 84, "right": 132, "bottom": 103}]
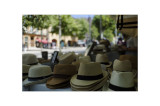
[
  {"left": 23, "top": 65, "right": 53, "bottom": 86},
  {"left": 46, "top": 64, "right": 77, "bottom": 89},
  {"left": 22, "top": 64, "right": 31, "bottom": 81},
  {"left": 70, "top": 62, "right": 108, "bottom": 91},
  {"left": 113, "top": 59, "right": 132, "bottom": 72},
  {"left": 23, "top": 54, "right": 39, "bottom": 65},
  {"left": 119, "top": 55, "right": 137, "bottom": 70},
  {"left": 103, "top": 70, "right": 135, "bottom": 91},
  {"left": 96, "top": 54, "right": 112, "bottom": 68},
  {"left": 59, "top": 52, "right": 76, "bottom": 64}
]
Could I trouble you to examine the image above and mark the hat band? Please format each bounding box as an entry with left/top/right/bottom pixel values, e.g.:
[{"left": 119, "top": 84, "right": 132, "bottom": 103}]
[
  {"left": 77, "top": 74, "right": 103, "bottom": 80},
  {"left": 101, "top": 62, "right": 109, "bottom": 65},
  {"left": 28, "top": 62, "right": 38, "bottom": 65},
  {"left": 28, "top": 74, "right": 53, "bottom": 81},
  {"left": 52, "top": 74, "right": 71, "bottom": 79},
  {"left": 109, "top": 83, "right": 135, "bottom": 91},
  {"left": 23, "top": 73, "right": 28, "bottom": 76}
]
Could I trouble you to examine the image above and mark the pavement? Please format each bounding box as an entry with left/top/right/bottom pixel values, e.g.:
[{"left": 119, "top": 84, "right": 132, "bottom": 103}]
[{"left": 22, "top": 47, "right": 87, "bottom": 59}]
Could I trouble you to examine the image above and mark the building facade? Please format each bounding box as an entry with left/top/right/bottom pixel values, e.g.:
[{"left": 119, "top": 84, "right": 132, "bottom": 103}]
[{"left": 22, "top": 26, "right": 79, "bottom": 49}]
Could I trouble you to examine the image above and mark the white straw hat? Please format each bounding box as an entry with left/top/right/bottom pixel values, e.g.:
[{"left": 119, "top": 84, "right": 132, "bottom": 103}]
[
  {"left": 103, "top": 71, "right": 135, "bottom": 91},
  {"left": 113, "top": 59, "right": 132, "bottom": 72},
  {"left": 78, "top": 56, "right": 91, "bottom": 63},
  {"left": 23, "top": 65, "right": 53, "bottom": 86},
  {"left": 23, "top": 54, "right": 38, "bottom": 65}
]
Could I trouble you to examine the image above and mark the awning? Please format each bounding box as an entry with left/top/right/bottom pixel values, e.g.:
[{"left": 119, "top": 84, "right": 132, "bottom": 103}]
[{"left": 36, "top": 39, "right": 48, "bottom": 44}]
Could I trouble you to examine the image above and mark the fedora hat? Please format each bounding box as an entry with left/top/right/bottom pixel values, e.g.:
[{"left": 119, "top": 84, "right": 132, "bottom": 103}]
[
  {"left": 46, "top": 64, "right": 77, "bottom": 89},
  {"left": 70, "top": 62, "right": 108, "bottom": 91},
  {"left": 103, "top": 71, "right": 135, "bottom": 91},
  {"left": 59, "top": 52, "right": 76, "bottom": 64},
  {"left": 96, "top": 54, "right": 112, "bottom": 68},
  {"left": 23, "top": 65, "right": 53, "bottom": 86},
  {"left": 22, "top": 64, "right": 31, "bottom": 81},
  {"left": 113, "top": 59, "right": 132, "bottom": 72},
  {"left": 23, "top": 54, "right": 39, "bottom": 65},
  {"left": 119, "top": 55, "right": 137, "bottom": 70}
]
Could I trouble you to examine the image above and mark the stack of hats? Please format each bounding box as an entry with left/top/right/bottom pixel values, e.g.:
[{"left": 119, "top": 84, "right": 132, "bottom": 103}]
[
  {"left": 70, "top": 62, "right": 108, "bottom": 91},
  {"left": 22, "top": 54, "right": 40, "bottom": 80},
  {"left": 58, "top": 52, "right": 76, "bottom": 64},
  {"left": 119, "top": 55, "right": 138, "bottom": 90},
  {"left": 103, "top": 59, "right": 136, "bottom": 91},
  {"left": 23, "top": 65, "right": 53, "bottom": 87},
  {"left": 93, "top": 44, "right": 107, "bottom": 54},
  {"left": 46, "top": 64, "right": 77, "bottom": 89}
]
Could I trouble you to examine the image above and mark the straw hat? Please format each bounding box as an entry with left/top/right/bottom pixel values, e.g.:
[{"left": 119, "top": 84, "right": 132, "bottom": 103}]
[
  {"left": 70, "top": 62, "right": 108, "bottom": 90},
  {"left": 79, "top": 56, "right": 91, "bottom": 63},
  {"left": 93, "top": 44, "right": 106, "bottom": 50},
  {"left": 119, "top": 55, "right": 137, "bottom": 70},
  {"left": 113, "top": 59, "right": 132, "bottom": 72},
  {"left": 46, "top": 64, "right": 77, "bottom": 89},
  {"left": 22, "top": 64, "right": 30, "bottom": 81},
  {"left": 23, "top": 54, "right": 38, "bottom": 65},
  {"left": 103, "top": 71, "right": 135, "bottom": 91},
  {"left": 59, "top": 52, "right": 76, "bottom": 64},
  {"left": 23, "top": 65, "right": 53, "bottom": 86},
  {"left": 96, "top": 54, "right": 112, "bottom": 68}
]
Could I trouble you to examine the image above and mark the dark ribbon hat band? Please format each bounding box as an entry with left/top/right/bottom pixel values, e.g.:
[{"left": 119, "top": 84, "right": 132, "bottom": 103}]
[
  {"left": 28, "top": 62, "right": 38, "bottom": 65},
  {"left": 77, "top": 74, "right": 103, "bottom": 80},
  {"left": 109, "top": 83, "right": 135, "bottom": 91},
  {"left": 52, "top": 74, "right": 71, "bottom": 79},
  {"left": 28, "top": 74, "right": 53, "bottom": 81},
  {"left": 101, "top": 62, "right": 110, "bottom": 65},
  {"left": 23, "top": 73, "right": 28, "bottom": 76}
]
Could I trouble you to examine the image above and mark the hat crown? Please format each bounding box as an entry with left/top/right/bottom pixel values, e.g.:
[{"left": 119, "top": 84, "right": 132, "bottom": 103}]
[
  {"left": 23, "top": 54, "right": 38, "bottom": 65},
  {"left": 53, "top": 64, "right": 77, "bottom": 75},
  {"left": 79, "top": 56, "right": 91, "bottom": 63},
  {"left": 78, "top": 62, "right": 102, "bottom": 76},
  {"left": 113, "top": 59, "right": 132, "bottom": 72},
  {"left": 94, "top": 44, "right": 106, "bottom": 50},
  {"left": 28, "top": 65, "right": 52, "bottom": 78},
  {"left": 59, "top": 52, "right": 76, "bottom": 64},
  {"left": 110, "top": 71, "right": 134, "bottom": 88},
  {"left": 96, "top": 54, "right": 109, "bottom": 63}
]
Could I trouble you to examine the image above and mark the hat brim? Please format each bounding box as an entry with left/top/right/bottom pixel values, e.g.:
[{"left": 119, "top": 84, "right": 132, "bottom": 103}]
[
  {"left": 70, "top": 70, "right": 108, "bottom": 87},
  {"left": 105, "top": 62, "right": 112, "bottom": 67},
  {"left": 23, "top": 76, "right": 53, "bottom": 87},
  {"left": 46, "top": 81, "right": 70, "bottom": 89},
  {"left": 71, "top": 76, "right": 108, "bottom": 91},
  {"left": 46, "top": 77, "right": 70, "bottom": 86}
]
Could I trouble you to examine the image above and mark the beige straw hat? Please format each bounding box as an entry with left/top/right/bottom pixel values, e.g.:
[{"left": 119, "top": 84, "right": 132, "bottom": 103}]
[
  {"left": 23, "top": 65, "right": 53, "bottom": 86},
  {"left": 59, "top": 52, "right": 76, "bottom": 64},
  {"left": 78, "top": 56, "right": 91, "bottom": 63},
  {"left": 23, "top": 54, "right": 39, "bottom": 65},
  {"left": 96, "top": 54, "right": 112, "bottom": 68},
  {"left": 113, "top": 59, "right": 132, "bottom": 72},
  {"left": 70, "top": 62, "right": 108, "bottom": 87},
  {"left": 103, "top": 70, "right": 135, "bottom": 91}
]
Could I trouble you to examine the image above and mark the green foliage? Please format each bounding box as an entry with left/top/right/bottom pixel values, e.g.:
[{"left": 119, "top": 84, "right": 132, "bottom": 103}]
[
  {"left": 91, "top": 25, "right": 99, "bottom": 39},
  {"left": 92, "top": 15, "right": 116, "bottom": 42},
  {"left": 75, "top": 18, "right": 89, "bottom": 39}
]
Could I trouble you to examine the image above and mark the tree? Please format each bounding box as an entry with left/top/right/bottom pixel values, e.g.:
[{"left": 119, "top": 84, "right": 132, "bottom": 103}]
[
  {"left": 91, "top": 25, "right": 99, "bottom": 39},
  {"left": 92, "top": 15, "right": 116, "bottom": 42},
  {"left": 75, "top": 18, "right": 89, "bottom": 39}
]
